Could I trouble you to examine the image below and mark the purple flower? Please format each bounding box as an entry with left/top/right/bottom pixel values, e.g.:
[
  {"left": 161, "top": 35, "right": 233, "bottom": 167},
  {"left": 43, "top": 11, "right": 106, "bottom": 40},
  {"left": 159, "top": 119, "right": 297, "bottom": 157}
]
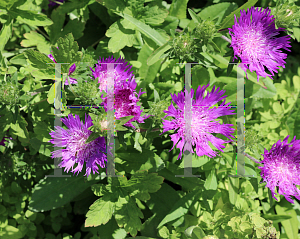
[
  {"left": 90, "top": 56, "right": 150, "bottom": 128},
  {"left": 258, "top": 135, "right": 300, "bottom": 204},
  {"left": 228, "top": 7, "right": 291, "bottom": 81},
  {"left": 48, "top": 0, "right": 65, "bottom": 8},
  {"left": 161, "top": 84, "right": 236, "bottom": 160},
  {"left": 47, "top": 53, "right": 77, "bottom": 85},
  {"left": 49, "top": 113, "right": 107, "bottom": 177}
]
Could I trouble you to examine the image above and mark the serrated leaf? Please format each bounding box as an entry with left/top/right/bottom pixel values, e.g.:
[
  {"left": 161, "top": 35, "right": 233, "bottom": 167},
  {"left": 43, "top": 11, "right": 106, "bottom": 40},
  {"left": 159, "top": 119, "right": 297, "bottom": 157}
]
[
  {"left": 20, "top": 31, "right": 51, "bottom": 55},
  {"left": 24, "top": 49, "right": 52, "bottom": 69},
  {"left": 10, "top": 9, "right": 53, "bottom": 27},
  {"left": 142, "top": 6, "right": 168, "bottom": 25},
  {"left": 52, "top": 33, "right": 81, "bottom": 73},
  {"left": 115, "top": 195, "right": 144, "bottom": 237},
  {"left": 85, "top": 193, "right": 115, "bottom": 227},
  {"left": 126, "top": 171, "right": 164, "bottom": 201},
  {"left": 106, "top": 19, "right": 138, "bottom": 53}
]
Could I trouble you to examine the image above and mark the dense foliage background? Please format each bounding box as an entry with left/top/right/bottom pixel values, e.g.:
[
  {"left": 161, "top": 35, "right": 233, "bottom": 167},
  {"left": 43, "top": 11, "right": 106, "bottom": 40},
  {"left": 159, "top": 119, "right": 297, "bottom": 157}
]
[{"left": 1, "top": 0, "right": 300, "bottom": 238}]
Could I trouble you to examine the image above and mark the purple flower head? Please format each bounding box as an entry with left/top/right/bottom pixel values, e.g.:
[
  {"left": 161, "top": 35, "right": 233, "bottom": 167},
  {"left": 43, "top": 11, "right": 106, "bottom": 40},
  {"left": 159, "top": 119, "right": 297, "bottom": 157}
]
[
  {"left": 49, "top": 113, "right": 107, "bottom": 177},
  {"left": 90, "top": 56, "right": 150, "bottom": 128},
  {"left": 161, "top": 84, "right": 236, "bottom": 160},
  {"left": 48, "top": 0, "right": 65, "bottom": 8},
  {"left": 258, "top": 135, "right": 300, "bottom": 204},
  {"left": 0, "top": 116, "right": 12, "bottom": 147},
  {"left": 228, "top": 7, "right": 291, "bottom": 81},
  {"left": 90, "top": 56, "right": 135, "bottom": 92},
  {"left": 48, "top": 52, "right": 77, "bottom": 85}
]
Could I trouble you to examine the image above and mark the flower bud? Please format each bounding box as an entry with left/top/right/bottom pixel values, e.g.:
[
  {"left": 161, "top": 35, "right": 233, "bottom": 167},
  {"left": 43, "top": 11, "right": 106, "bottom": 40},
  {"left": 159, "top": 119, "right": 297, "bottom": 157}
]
[{"left": 0, "top": 81, "right": 20, "bottom": 105}]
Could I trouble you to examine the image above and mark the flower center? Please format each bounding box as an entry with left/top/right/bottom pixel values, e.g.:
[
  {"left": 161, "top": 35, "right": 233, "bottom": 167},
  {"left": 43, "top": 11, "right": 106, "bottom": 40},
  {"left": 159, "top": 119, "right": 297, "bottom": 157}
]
[{"left": 238, "top": 27, "right": 266, "bottom": 62}]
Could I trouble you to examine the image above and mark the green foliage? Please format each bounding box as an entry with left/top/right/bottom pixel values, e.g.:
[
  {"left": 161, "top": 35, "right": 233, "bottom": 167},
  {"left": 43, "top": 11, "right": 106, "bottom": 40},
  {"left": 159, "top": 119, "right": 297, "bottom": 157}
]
[{"left": 1, "top": 0, "right": 300, "bottom": 238}]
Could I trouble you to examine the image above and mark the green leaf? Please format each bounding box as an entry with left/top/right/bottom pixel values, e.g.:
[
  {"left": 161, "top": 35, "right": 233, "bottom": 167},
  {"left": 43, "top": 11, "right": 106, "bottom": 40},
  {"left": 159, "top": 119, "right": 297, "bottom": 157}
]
[
  {"left": 146, "top": 42, "right": 171, "bottom": 66},
  {"left": 10, "top": 9, "right": 53, "bottom": 27},
  {"left": 52, "top": 33, "right": 81, "bottom": 73},
  {"left": 142, "top": 183, "right": 181, "bottom": 237},
  {"left": 293, "top": 76, "right": 300, "bottom": 91},
  {"left": 24, "top": 49, "right": 52, "bottom": 69},
  {"left": 0, "top": 225, "right": 23, "bottom": 239},
  {"left": 105, "top": 19, "right": 138, "bottom": 53},
  {"left": 95, "top": 0, "right": 126, "bottom": 12},
  {"left": 157, "top": 190, "right": 202, "bottom": 228},
  {"left": 126, "top": 171, "right": 164, "bottom": 201},
  {"left": 188, "top": 8, "right": 202, "bottom": 24},
  {"left": 198, "top": 2, "right": 237, "bottom": 25},
  {"left": 219, "top": 0, "right": 258, "bottom": 30},
  {"left": 85, "top": 193, "right": 115, "bottom": 227},
  {"left": 0, "top": 19, "right": 12, "bottom": 51},
  {"left": 115, "top": 194, "right": 144, "bottom": 237},
  {"left": 20, "top": 31, "right": 51, "bottom": 55},
  {"left": 85, "top": 132, "right": 101, "bottom": 144},
  {"left": 117, "top": 12, "right": 168, "bottom": 47},
  {"left": 228, "top": 177, "right": 239, "bottom": 205},
  {"left": 33, "top": 121, "right": 52, "bottom": 143},
  {"left": 115, "top": 148, "right": 165, "bottom": 173},
  {"left": 10, "top": 114, "right": 29, "bottom": 140},
  {"left": 204, "top": 169, "right": 218, "bottom": 190},
  {"left": 48, "top": 8, "right": 66, "bottom": 44},
  {"left": 47, "top": 83, "right": 55, "bottom": 104},
  {"left": 142, "top": 6, "right": 168, "bottom": 25},
  {"left": 9, "top": 53, "right": 28, "bottom": 66},
  {"left": 275, "top": 203, "right": 298, "bottom": 239},
  {"left": 251, "top": 77, "right": 277, "bottom": 99},
  {"left": 169, "top": 0, "right": 189, "bottom": 19},
  {"left": 134, "top": 132, "right": 142, "bottom": 153},
  {"left": 29, "top": 176, "right": 97, "bottom": 212}
]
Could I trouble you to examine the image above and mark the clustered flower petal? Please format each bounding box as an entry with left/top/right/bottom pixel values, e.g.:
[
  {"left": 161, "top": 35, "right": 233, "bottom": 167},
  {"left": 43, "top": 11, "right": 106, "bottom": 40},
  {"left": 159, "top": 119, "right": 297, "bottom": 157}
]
[
  {"left": 49, "top": 113, "right": 107, "bottom": 177},
  {"left": 162, "top": 84, "right": 236, "bottom": 160},
  {"left": 228, "top": 7, "right": 291, "bottom": 81},
  {"left": 90, "top": 56, "right": 150, "bottom": 128},
  {"left": 258, "top": 135, "right": 300, "bottom": 204}
]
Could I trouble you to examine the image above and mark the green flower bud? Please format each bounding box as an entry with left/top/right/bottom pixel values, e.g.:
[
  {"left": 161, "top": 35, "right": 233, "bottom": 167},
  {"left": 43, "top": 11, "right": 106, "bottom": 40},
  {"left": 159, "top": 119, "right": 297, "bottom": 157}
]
[
  {"left": 272, "top": 1, "right": 300, "bottom": 29},
  {"left": 194, "top": 19, "right": 217, "bottom": 44},
  {"left": 0, "top": 81, "right": 20, "bottom": 105},
  {"left": 168, "top": 31, "right": 197, "bottom": 62}
]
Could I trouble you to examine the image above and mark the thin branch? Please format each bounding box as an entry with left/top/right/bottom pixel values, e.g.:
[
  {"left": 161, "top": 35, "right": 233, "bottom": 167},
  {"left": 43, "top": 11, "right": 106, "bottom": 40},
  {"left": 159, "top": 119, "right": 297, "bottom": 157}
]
[
  {"left": 221, "top": 35, "right": 232, "bottom": 44},
  {"left": 244, "top": 152, "right": 261, "bottom": 164},
  {"left": 36, "top": 27, "right": 50, "bottom": 40}
]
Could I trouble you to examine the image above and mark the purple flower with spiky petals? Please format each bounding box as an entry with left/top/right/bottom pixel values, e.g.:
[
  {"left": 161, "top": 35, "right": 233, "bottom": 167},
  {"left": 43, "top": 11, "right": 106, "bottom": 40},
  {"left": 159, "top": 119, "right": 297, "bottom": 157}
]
[
  {"left": 228, "top": 7, "right": 291, "bottom": 81},
  {"left": 90, "top": 56, "right": 150, "bottom": 128},
  {"left": 258, "top": 135, "right": 300, "bottom": 204},
  {"left": 161, "top": 84, "right": 236, "bottom": 160},
  {"left": 49, "top": 113, "right": 107, "bottom": 177},
  {"left": 48, "top": 52, "right": 77, "bottom": 85}
]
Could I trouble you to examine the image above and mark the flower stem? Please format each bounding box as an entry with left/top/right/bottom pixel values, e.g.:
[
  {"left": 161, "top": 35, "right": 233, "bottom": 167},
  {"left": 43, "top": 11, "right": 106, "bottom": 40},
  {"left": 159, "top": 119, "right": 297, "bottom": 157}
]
[{"left": 244, "top": 152, "right": 261, "bottom": 164}]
